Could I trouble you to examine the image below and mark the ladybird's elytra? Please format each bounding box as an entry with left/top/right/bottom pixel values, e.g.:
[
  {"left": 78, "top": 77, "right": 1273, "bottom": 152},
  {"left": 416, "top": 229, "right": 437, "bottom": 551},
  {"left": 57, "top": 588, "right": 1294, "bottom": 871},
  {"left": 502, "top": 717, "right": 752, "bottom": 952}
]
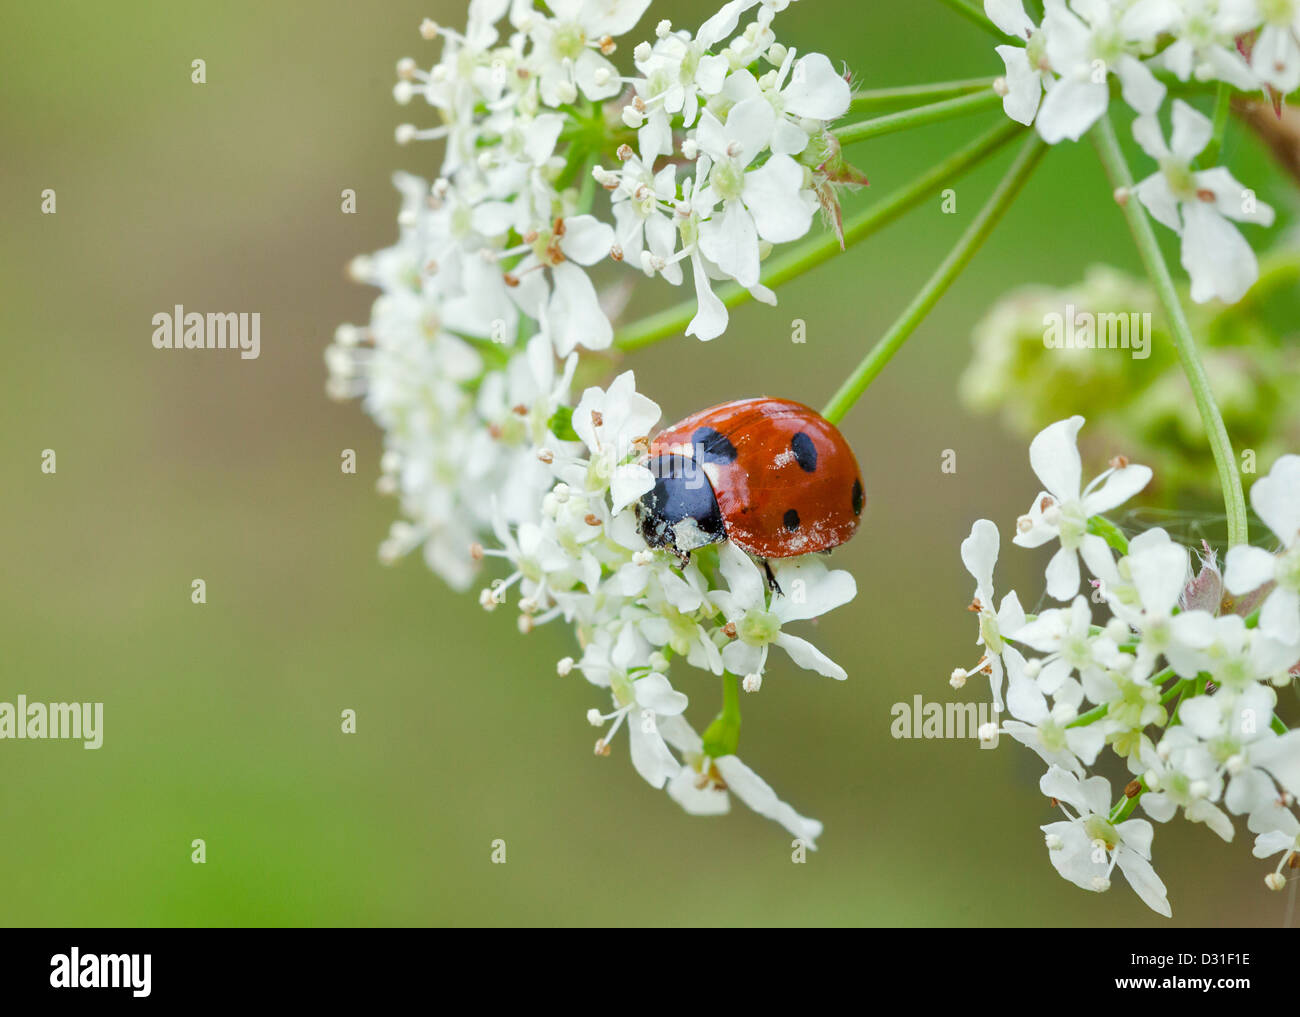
[{"left": 635, "top": 397, "right": 865, "bottom": 561}]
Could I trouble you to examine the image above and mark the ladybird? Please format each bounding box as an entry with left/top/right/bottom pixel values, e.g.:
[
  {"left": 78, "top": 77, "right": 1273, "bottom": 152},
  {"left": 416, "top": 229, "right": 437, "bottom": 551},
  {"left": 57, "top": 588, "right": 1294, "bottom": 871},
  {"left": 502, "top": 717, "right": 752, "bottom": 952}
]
[{"left": 635, "top": 397, "right": 865, "bottom": 567}]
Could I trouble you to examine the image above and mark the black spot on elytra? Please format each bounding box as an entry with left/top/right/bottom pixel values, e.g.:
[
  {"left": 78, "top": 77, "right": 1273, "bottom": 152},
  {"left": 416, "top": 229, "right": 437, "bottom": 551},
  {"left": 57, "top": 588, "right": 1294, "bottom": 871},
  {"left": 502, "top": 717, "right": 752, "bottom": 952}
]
[
  {"left": 692, "top": 426, "right": 737, "bottom": 464},
  {"left": 851, "top": 478, "right": 864, "bottom": 516},
  {"left": 790, "top": 431, "right": 817, "bottom": 472},
  {"left": 783, "top": 508, "right": 800, "bottom": 531}
]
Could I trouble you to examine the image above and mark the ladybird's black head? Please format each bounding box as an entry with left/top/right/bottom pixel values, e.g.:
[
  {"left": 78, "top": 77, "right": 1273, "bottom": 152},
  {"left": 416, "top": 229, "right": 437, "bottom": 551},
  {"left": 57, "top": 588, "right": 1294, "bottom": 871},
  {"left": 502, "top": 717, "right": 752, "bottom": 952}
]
[{"left": 635, "top": 454, "right": 726, "bottom": 557}]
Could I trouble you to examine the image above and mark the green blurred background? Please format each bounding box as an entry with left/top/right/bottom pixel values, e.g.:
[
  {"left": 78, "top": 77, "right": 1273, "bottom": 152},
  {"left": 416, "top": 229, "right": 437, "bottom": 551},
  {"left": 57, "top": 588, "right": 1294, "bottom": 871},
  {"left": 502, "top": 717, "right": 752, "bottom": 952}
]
[{"left": 3, "top": 0, "right": 1294, "bottom": 926}]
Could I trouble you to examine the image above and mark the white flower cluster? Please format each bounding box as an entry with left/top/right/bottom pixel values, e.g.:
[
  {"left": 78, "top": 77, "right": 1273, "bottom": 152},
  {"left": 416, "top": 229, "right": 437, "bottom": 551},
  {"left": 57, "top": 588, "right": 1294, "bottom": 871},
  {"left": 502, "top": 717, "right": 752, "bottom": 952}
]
[
  {"left": 327, "top": 0, "right": 861, "bottom": 840},
  {"left": 485, "top": 369, "right": 858, "bottom": 844},
  {"left": 985, "top": 0, "right": 1279, "bottom": 303},
  {"left": 327, "top": 0, "right": 852, "bottom": 588},
  {"left": 954, "top": 415, "right": 1300, "bottom": 915}
]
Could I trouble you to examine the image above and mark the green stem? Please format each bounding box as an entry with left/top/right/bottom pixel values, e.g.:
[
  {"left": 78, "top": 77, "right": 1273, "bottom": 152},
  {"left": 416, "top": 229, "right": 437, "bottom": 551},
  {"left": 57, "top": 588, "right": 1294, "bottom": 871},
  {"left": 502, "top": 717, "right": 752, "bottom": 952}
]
[
  {"left": 933, "top": 0, "right": 1004, "bottom": 38},
  {"left": 1090, "top": 114, "right": 1248, "bottom": 547},
  {"left": 575, "top": 153, "right": 598, "bottom": 215},
  {"left": 834, "top": 90, "right": 1001, "bottom": 146},
  {"left": 1159, "top": 676, "right": 1189, "bottom": 705},
  {"left": 1109, "top": 778, "right": 1146, "bottom": 823},
  {"left": 701, "top": 673, "right": 742, "bottom": 758},
  {"left": 821, "top": 132, "right": 1047, "bottom": 425},
  {"left": 850, "top": 78, "right": 994, "bottom": 113},
  {"left": 1201, "top": 82, "right": 1232, "bottom": 167},
  {"left": 1067, "top": 702, "right": 1109, "bottom": 729},
  {"left": 613, "top": 119, "right": 1026, "bottom": 351}
]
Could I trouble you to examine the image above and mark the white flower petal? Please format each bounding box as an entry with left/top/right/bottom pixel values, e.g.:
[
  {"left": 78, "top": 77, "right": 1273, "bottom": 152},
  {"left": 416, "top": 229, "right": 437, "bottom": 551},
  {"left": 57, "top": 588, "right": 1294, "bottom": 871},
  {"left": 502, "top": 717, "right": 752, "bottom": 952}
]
[
  {"left": 1260, "top": 587, "right": 1300, "bottom": 647},
  {"left": 1116, "top": 848, "right": 1172, "bottom": 917},
  {"left": 995, "top": 46, "right": 1042, "bottom": 125},
  {"left": 985, "top": 0, "right": 1034, "bottom": 38},
  {"left": 699, "top": 198, "right": 760, "bottom": 288},
  {"left": 559, "top": 214, "right": 615, "bottom": 265},
  {"left": 1029, "top": 416, "right": 1085, "bottom": 501},
  {"left": 628, "top": 723, "right": 681, "bottom": 789},
  {"left": 774, "top": 632, "right": 847, "bottom": 679},
  {"left": 715, "top": 755, "right": 823, "bottom": 846},
  {"left": 1169, "top": 99, "right": 1211, "bottom": 161},
  {"left": 685, "top": 254, "right": 728, "bottom": 340},
  {"left": 1083, "top": 464, "right": 1153, "bottom": 516},
  {"left": 782, "top": 53, "right": 851, "bottom": 120},
  {"left": 1251, "top": 455, "right": 1300, "bottom": 545},
  {"left": 1045, "top": 546, "right": 1081, "bottom": 601},
  {"left": 961, "top": 519, "right": 1000, "bottom": 602},
  {"left": 1223, "top": 544, "right": 1278, "bottom": 595},
  {"left": 1035, "top": 77, "right": 1108, "bottom": 144},
  {"left": 1180, "top": 202, "right": 1259, "bottom": 305},
  {"left": 743, "top": 155, "right": 814, "bottom": 244},
  {"left": 1115, "top": 54, "right": 1166, "bottom": 116}
]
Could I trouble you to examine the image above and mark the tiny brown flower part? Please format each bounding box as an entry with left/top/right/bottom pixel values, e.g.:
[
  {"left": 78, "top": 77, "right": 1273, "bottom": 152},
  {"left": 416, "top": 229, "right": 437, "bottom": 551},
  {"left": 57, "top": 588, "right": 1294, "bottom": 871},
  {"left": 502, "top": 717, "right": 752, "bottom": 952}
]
[
  {"left": 584, "top": 513, "right": 601, "bottom": 527},
  {"left": 512, "top": 403, "right": 528, "bottom": 416},
  {"left": 598, "top": 35, "right": 616, "bottom": 55},
  {"left": 469, "top": 543, "right": 484, "bottom": 561},
  {"left": 1124, "top": 779, "right": 1142, "bottom": 799},
  {"left": 967, "top": 599, "right": 982, "bottom": 613},
  {"left": 723, "top": 622, "right": 738, "bottom": 639},
  {"left": 1039, "top": 494, "right": 1056, "bottom": 512},
  {"left": 1109, "top": 455, "right": 1129, "bottom": 469},
  {"left": 591, "top": 410, "right": 604, "bottom": 428}
]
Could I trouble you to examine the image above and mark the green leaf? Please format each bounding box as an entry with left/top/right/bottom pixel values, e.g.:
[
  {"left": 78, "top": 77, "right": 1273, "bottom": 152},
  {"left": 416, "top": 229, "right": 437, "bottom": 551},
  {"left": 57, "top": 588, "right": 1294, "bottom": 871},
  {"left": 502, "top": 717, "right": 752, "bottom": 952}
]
[
  {"left": 1087, "top": 514, "right": 1130, "bottom": 556},
  {"left": 548, "top": 405, "right": 580, "bottom": 441}
]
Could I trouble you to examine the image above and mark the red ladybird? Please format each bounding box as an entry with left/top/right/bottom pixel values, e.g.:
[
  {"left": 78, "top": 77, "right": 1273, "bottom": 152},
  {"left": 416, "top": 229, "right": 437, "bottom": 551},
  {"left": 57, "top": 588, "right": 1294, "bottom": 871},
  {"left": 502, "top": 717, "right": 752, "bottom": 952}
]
[{"left": 635, "top": 398, "right": 865, "bottom": 568}]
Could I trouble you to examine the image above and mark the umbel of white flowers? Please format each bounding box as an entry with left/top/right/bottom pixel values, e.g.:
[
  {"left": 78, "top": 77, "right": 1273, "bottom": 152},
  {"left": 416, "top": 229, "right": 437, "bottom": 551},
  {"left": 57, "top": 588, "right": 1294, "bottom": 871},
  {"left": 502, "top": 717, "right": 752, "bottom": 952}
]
[
  {"left": 954, "top": 415, "right": 1300, "bottom": 916},
  {"left": 328, "top": 0, "right": 860, "bottom": 841},
  {"left": 986, "top": 0, "right": 1278, "bottom": 303}
]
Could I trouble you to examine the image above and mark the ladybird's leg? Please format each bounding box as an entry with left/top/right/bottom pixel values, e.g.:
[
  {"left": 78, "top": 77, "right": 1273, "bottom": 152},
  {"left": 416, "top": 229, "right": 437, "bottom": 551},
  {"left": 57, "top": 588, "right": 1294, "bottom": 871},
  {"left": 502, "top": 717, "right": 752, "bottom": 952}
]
[
  {"left": 674, "top": 548, "right": 692, "bottom": 569},
  {"left": 762, "top": 559, "right": 783, "bottom": 597}
]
